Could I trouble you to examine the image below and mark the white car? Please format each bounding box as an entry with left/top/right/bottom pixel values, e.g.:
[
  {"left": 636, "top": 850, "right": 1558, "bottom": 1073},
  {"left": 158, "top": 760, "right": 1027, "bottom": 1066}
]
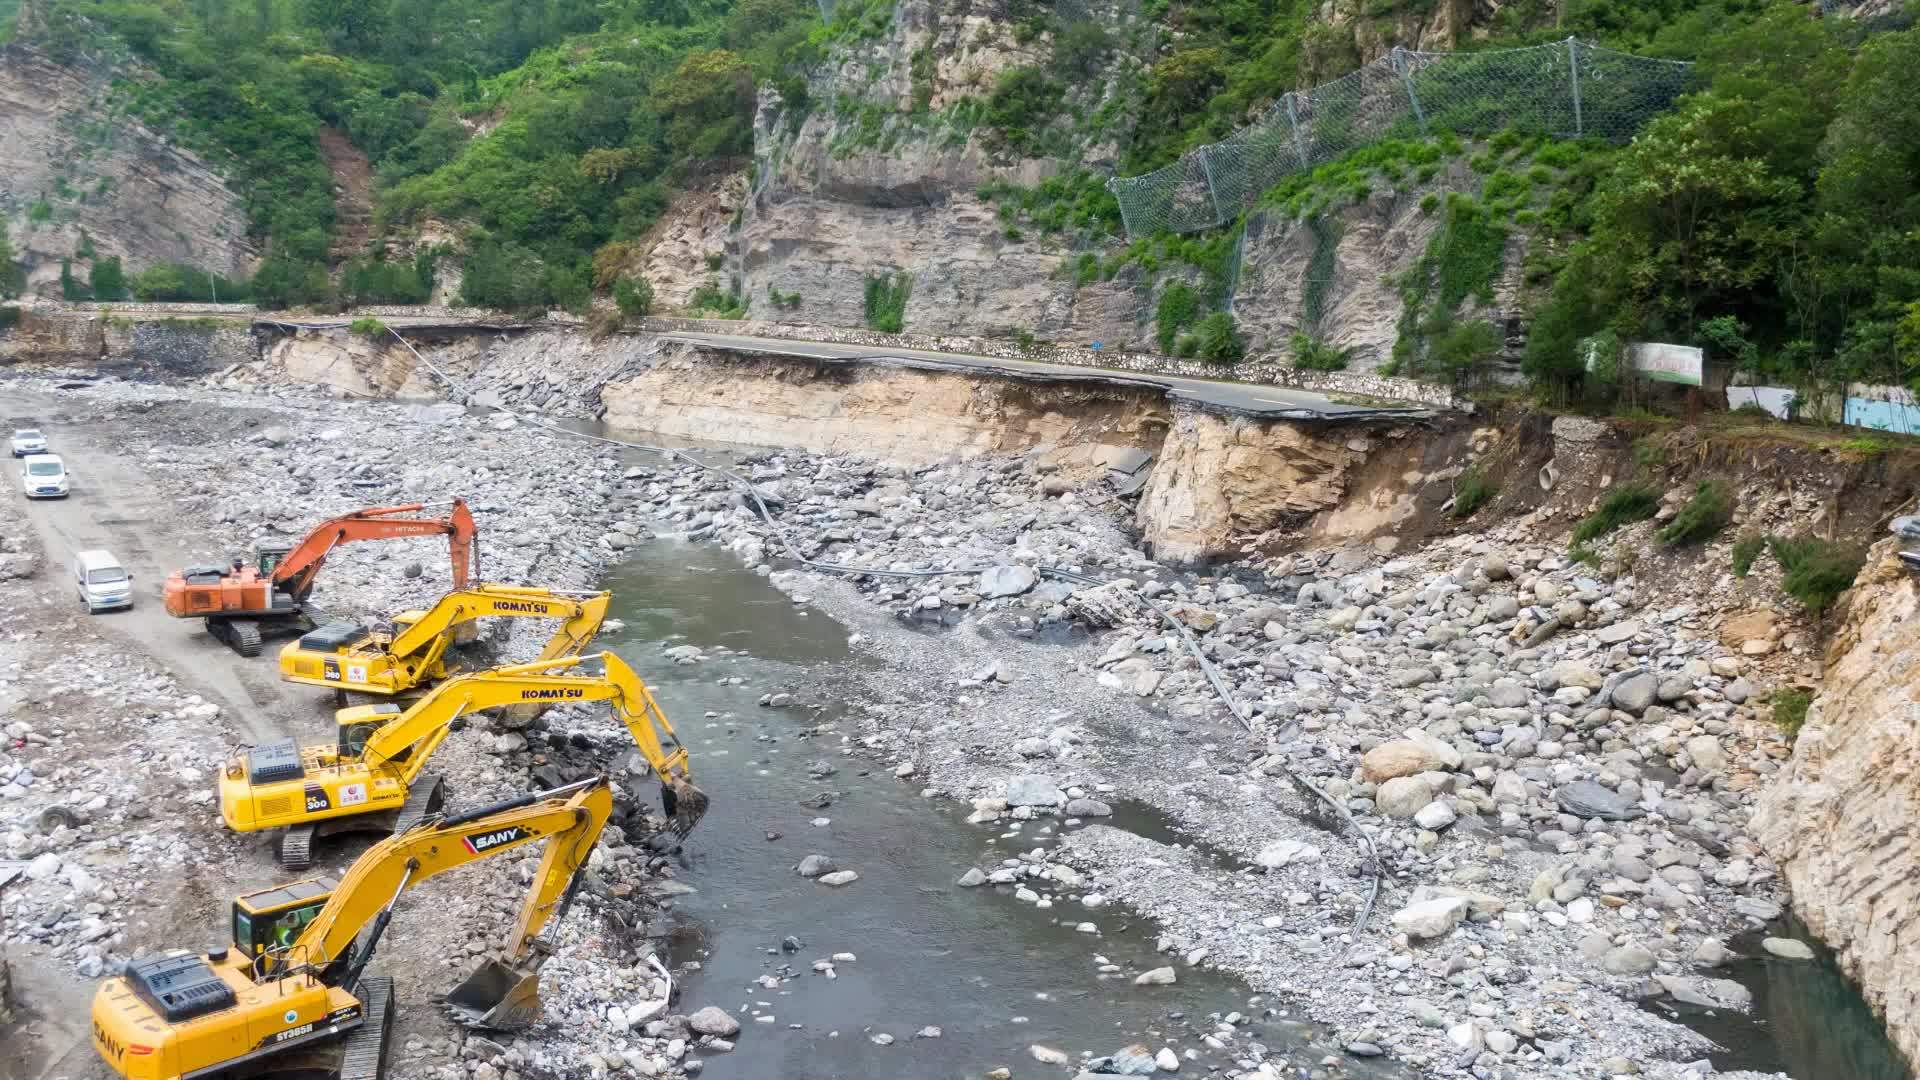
[
  {"left": 75, "top": 549, "right": 133, "bottom": 612},
  {"left": 10, "top": 429, "right": 47, "bottom": 457},
  {"left": 20, "top": 454, "right": 69, "bottom": 498}
]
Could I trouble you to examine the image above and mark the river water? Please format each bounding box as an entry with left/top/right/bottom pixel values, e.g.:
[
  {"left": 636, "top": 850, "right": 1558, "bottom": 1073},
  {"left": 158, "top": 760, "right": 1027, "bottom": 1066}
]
[
  {"left": 593, "top": 539, "right": 1399, "bottom": 1080},
  {"left": 1639, "top": 918, "right": 1908, "bottom": 1079}
]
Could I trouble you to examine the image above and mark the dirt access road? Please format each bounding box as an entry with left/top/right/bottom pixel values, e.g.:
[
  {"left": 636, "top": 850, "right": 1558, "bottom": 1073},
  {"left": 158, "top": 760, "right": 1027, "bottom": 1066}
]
[
  {"left": 2, "top": 390, "right": 331, "bottom": 1080},
  {"left": 3, "top": 390, "right": 311, "bottom": 742}
]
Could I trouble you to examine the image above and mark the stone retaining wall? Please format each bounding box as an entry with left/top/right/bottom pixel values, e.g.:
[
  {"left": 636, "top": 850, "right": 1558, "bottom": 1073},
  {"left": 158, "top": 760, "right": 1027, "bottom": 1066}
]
[{"left": 636, "top": 317, "right": 1459, "bottom": 410}]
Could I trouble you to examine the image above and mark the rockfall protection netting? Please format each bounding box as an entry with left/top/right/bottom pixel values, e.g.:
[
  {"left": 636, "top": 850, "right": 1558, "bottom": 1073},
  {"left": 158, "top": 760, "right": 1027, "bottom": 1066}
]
[{"left": 1108, "top": 39, "right": 1695, "bottom": 239}]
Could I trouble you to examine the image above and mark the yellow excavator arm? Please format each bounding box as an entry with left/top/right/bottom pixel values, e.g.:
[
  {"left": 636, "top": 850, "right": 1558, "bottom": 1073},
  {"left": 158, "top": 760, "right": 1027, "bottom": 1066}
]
[
  {"left": 357, "top": 652, "right": 688, "bottom": 788},
  {"left": 91, "top": 778, "right": 613, "bottom": 1080},
  {"left": 284, "top": 776, "right": 612, "bottom": 984},
  {"left": 220, "top": 652, "right": 706, "bottom": 853},
  {"left": 277, "top": 584, "right": 611, "bottom": 697}
]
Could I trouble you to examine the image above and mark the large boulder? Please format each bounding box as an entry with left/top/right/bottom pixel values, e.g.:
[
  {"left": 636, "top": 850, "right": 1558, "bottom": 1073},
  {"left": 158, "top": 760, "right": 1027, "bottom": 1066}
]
[
  {"left": 1005, "top": 774, "right": 1065, "bottom": 807},
  {"left": 688, "top": 1006, "right": 741, "bottom": 1036},
  {"left": 1546, "top": 661, "right": 1604, "bottom": 691},
  {"left": 1391, "top": 896, "right": 1468, "bottom": 940},
  {"left": 1556, "top": 781, "right": 1644, "bottom": 821},
  {"left": 1362, "top": 740, "right": 1444, "bottom": 783},
  {"left": 1377, "top": 776, "right": 1436, "bottom": 818},
  {"left": 978, "top": 565, "right": 1039, "bottom": 598},
  {"left": 1611, "top": 672, "right": 1659, "bottom": 714}
]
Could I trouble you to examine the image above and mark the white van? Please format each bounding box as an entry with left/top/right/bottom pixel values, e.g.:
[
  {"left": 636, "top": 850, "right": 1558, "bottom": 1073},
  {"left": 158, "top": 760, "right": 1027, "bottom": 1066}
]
[
  {"left": 20, "top": 453, "right": 68, "bottom": 498},
  {"left": 75, "top": 549, "right": 133, "bottom": 613}
]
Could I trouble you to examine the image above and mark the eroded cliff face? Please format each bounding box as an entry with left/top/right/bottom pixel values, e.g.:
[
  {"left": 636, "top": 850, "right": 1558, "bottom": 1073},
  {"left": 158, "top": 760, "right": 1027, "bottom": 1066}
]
[
  {"left": 736, "top": 0, "right": 1078, "bottom": 335},
  {"left": 0, "top": 45, "right": 257, "bottom": 294},
  {"left": 600, "top": 348, "right": 1168, "bottom": 466},
  {"left": 0, "top": 309, "right": 252, "bottom": 371},
  {"left": 1754, "top": 542, "right": 1920, "bottom": 1067},
  {"left": 1136, "top": 408, "right": 1380, "bottom": 564}
]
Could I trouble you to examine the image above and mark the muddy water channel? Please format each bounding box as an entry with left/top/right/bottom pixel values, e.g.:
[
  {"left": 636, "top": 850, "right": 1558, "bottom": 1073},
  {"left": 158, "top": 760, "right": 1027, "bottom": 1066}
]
[{"left": 596, "top": 539, "right": 1399, "bottom": 1080}]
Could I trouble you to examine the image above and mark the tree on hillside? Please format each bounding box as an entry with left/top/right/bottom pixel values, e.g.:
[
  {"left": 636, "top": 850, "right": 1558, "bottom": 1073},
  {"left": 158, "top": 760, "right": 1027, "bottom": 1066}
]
[
  {"left": 89, "top": 256, "right": 126, "bottom": 300},
  {"left": 0, "top": 225, "right": 18, "bottom": 299},
  {"left": 301, "top": 0, "right": 386, "bottom": 54},
  {"left": 652, "top": 49, "right": 755, "bottom": 162}
]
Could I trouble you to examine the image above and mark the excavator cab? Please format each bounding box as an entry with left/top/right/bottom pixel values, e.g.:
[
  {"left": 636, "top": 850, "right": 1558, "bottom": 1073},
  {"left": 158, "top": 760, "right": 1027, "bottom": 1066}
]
[
  {"left": 339, "top": 705, "right": 404, "bottom": 760},
  {"left": 233, "top": 879, "right": 337, "bottom": 969},
  {"left": 255, "top": 541, "right": 291, "bottom": 580}
]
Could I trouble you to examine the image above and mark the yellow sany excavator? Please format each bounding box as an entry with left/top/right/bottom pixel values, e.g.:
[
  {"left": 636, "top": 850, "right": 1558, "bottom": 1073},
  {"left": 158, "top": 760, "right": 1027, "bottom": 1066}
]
[
  {"left": 221, "top": 652, "right": 705, "bottom": 869},
  {"left": 92, "top": 776, "right": 615, "bottom": 1080},
  {"left": 277, "top": 584, "right": 611, "bottom": 703}
]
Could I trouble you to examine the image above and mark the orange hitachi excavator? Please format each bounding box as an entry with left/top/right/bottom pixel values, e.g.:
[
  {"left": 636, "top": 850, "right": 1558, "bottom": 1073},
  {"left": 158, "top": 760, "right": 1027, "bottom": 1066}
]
[{"left": 164, "top": 501, "right": 479, "bottom": 657}]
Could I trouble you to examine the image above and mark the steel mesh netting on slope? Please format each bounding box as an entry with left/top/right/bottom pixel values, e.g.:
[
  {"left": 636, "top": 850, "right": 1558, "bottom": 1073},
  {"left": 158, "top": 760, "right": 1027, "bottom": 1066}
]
[{"left": 1109, "top": 39, "right": 1696, "bottom": 238}]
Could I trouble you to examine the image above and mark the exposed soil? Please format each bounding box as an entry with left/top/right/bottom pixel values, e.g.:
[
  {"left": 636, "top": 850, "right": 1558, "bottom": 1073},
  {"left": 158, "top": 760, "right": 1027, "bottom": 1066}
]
[{"left": 318, "top": 127, "right": 375, "bottom": 266}]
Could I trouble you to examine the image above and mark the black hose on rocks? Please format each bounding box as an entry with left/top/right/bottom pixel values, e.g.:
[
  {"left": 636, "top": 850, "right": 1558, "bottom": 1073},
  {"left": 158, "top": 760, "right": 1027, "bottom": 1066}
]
[{"left": 383, "top": 327, "right": 1385, "bottom": 939}]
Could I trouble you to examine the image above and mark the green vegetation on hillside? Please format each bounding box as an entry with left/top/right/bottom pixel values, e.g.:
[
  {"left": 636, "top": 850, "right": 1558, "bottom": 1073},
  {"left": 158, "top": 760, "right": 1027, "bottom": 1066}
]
[
  {"left": 32, "top": 0, "right": 825, "bottom": 310},
  {"left": 18, "top": 0, "right": 1920, "bottom": 391}
]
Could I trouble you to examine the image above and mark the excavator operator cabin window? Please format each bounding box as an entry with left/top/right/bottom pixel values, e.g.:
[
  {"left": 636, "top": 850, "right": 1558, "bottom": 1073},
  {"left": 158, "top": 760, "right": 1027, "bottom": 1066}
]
[
  {"left": 258, "top": 549, "right": 284, "bottom": 577},
  {"left": 233, "top": 897, "right": 327, "bottom": 957}
]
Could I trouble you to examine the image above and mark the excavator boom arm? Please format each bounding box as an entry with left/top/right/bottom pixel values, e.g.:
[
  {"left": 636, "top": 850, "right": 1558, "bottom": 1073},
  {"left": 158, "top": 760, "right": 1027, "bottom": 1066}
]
[
  {"left": 382, "top": 586, "right": 609, "bottom": 665},
  {"left": 275, "top": 500, "right": 478, "bottom": 602},
  {"left": 289, "top": 777, "right": 612, "bottom": 977},
  {"left": 360, "top": 652, "right": 692, "bottom": 790}
]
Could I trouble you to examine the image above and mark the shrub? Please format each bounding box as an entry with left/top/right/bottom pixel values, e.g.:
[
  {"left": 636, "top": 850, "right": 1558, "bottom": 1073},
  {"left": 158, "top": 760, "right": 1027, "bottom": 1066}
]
[
  {"left": 0, "top": 306, "right": 20, "bottom": 330},
  {"left": 1192, "top": 312, "right": 1245, "bottom": 363},
  {"left": 1730, "top": 401, "right": 1774, "bottom": 419},
  {"left": 1658, "top": 481, "right": 1731, "bottom": 546},
  {"left": 1731, "top": 533, "right": 1765, "bottom": 577},
  {"left": 688, "top": 282, "right": 747, "bottom": 319},
  {"left": 1570, "top": 485, "right": 1659, "bottom": 545},
  {"left": 982, "top": 66, "right": 1063, "bottom": 156},
  {"left": 704, "top": 252, "right": 724, "bottom": 271},
  {"left": 1771, "top": 689, "right": 1812, "bottom": 740},
  {"left": 1631, "top": 436, "right": 1666, "bottom": 470},
  {"left": 1290, "top": 332, "right": 1352, "bottom": 371},
  {"left": 348, "top": 317, "right": 389, "bottom": 338},
  {"left": 1453, "top": 469, "right": 1495, "bottom": 518},
  {"left": 1155, "top": 281, "right": 1200, "bottom": 353},
  {"left": 614, "top": 276, "right": 654, "bottom": 319},
  {"left": 89, "top": 256, "right": 127, "bottom": 300},
  {"left": 863, "top": 273, "right": 910, "bottom": 332},
  {"left": 1767, "top": 536, "right": 1865, "bottom": 616}
]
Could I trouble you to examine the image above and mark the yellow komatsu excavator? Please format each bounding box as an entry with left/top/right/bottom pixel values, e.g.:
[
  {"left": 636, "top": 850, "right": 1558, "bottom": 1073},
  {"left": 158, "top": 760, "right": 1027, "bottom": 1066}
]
[
  {"left": 221, "top": 652, "right": 705, "bottom": 869},
  {"left": 92, "top": 776, "right": 613, "bottom": 1080},
  {"left": 277, "top": 584, "right": 611, "bottom": 705}
]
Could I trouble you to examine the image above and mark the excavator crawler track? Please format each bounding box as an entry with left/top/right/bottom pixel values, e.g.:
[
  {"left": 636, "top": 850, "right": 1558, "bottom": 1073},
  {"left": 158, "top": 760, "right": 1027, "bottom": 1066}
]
[
  {"left": 338, "top": 976, "right": 395, "bottom": 1080},
  {"left": 393, "top": 774, "right": 446, "bottom": 835},
  {"left": 209, "top": 617, "right": 266, "bottom": 657},
  {"left": 279, "top": 825, "right": 316, "bottom": 871}
]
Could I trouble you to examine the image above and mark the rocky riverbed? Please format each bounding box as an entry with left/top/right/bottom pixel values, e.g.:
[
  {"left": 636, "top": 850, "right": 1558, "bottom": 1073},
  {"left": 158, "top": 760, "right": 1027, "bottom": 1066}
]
[
  {"left": 602, "top": 436, "right": 1827, "bottom": 1079},
  {"left": 0, "top": 369, "right": 1863, "bottom": 1080}
]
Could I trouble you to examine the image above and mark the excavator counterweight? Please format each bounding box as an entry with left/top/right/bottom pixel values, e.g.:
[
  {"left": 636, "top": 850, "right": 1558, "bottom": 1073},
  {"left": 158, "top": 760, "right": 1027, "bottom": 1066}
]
[
  {"left": 91, "top": 777, "right": 614, "bottom": 1080},
  {"left": 220, "top": 651, "right": 705, "bottom": 868},
  {"left": 277, "top": 583, "right": 610, "bottom": 701},
  {"left": 163, "top": 500, "right": 479, "bottom": 657}
]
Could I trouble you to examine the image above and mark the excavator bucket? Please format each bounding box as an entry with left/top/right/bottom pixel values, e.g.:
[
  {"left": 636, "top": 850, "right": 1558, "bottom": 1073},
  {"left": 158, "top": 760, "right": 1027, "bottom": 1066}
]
[
  {"left": 662, "top": 778, "right": 709, "bottom": 842},
  {"left": 446, "top": 958, "right": 543, "bottom": 1030}
]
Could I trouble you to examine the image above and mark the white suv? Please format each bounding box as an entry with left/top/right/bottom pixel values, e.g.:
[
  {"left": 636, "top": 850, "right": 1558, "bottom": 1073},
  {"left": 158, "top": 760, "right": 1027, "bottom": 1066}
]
[
  {"left": 10, "top": 429, "right": 47, "bottom": 457},
  {"left": 20, "top": 454, "right": 69, "bottom": 498}
]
